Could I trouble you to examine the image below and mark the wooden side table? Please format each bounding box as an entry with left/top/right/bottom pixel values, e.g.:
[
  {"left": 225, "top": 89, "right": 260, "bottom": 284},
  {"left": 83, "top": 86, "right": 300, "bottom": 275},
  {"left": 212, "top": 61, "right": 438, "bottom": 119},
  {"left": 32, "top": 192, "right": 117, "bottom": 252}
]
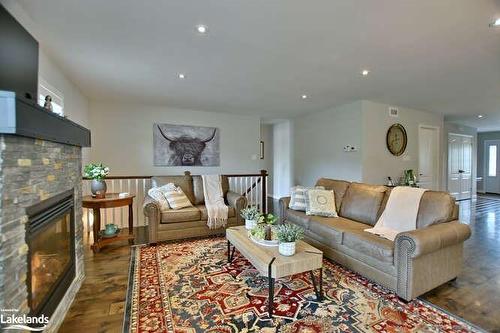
[{"left": 82, "top": 193, "right": 135, "bottom": 253}]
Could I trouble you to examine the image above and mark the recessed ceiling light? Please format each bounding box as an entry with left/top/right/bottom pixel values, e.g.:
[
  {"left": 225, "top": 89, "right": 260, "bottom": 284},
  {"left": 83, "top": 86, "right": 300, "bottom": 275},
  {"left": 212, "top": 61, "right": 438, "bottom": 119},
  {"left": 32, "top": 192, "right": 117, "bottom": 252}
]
[
  {"left": 178, "top": 73, "right": 186, "bottom": 79},
  {"left": 489, "top": 18, "right": 500, "bottom": 27},
  {"left": 301, "top": 94, "right": 308, "bottom": 99},
  {"left": 478, "top": 114, "right": 484, "bottom": 118},
  {"left": 195, "top": 25, "right": 208, "bottom": 34},
  {"left": 361, "top": 69, "right": 370, "bottom": 76}
]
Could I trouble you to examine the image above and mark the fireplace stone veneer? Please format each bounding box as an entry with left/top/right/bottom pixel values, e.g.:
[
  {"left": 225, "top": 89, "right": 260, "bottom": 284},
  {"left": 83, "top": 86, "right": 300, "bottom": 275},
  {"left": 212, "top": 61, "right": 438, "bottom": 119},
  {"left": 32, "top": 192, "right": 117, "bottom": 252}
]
[{"left": 0, "top": 134, "right": 84, "bottom": 332}]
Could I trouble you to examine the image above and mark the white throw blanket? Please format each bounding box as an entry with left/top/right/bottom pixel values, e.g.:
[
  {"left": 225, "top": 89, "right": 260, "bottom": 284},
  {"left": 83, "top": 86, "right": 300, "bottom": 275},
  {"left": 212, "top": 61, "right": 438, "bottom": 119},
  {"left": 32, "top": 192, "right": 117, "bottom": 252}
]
[
  {"left": 365, "top": 186, "right": 427, "bottom": 241},
  {"left": 202, "top": 174, "right": 229, "bottom": 229}
]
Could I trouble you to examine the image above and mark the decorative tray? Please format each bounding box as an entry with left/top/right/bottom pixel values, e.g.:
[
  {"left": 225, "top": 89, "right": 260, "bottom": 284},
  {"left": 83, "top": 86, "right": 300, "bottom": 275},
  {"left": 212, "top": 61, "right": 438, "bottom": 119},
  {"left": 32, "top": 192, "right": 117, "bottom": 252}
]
[
  {"left": 99, "top": 228, "right": 121, "bottom": 239},
  {"left": 249, "top": 235, "right": 279, "bottom": 247}
]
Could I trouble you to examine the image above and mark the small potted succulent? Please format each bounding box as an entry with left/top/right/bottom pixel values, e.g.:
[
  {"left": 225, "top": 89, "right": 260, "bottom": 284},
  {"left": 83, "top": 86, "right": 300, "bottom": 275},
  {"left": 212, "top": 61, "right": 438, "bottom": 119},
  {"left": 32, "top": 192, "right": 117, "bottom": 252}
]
[
  {"left": 276, "top": 223, "right": 305, "bottom": 256},
  {"left": 84, "top": 163, "right": 110, "bottom": 198},
  {"left": 240, "top": 206, "right": 261, "bottom": 230}
]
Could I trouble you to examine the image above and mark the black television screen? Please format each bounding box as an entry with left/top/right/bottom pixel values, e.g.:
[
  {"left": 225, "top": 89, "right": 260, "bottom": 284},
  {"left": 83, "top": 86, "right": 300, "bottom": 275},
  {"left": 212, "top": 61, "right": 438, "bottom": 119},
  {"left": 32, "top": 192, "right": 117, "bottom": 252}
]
[{"left": 0, "top": 4, "right": 39, "bottom": 101}]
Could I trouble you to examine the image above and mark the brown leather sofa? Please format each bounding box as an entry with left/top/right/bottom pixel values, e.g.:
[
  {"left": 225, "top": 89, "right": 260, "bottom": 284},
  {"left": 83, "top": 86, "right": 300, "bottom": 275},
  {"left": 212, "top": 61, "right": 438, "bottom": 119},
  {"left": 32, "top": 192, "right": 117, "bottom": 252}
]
[
  {"left": 280, "top": 178, "right": 471, "bottom": 301},
  {"left": 143, "top": 173, "right": 247, "bottom": 244}
]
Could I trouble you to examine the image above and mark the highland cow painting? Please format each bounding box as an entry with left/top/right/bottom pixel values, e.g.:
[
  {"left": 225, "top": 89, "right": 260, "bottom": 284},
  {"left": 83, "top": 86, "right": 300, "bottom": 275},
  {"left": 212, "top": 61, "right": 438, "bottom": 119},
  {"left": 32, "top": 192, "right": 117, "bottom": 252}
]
[{"left": 153, "top": 123, "right": 220, "bottom": 166}]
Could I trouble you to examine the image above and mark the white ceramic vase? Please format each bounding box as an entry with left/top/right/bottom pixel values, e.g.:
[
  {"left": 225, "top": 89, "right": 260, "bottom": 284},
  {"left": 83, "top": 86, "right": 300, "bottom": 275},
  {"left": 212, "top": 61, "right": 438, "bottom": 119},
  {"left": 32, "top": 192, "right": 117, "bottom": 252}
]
[
  {"left": 245, "top": 219, "right": 257, "bottom": 230},
  {"left": 279, "top": 241, "right": 296, "bottom": 256}
]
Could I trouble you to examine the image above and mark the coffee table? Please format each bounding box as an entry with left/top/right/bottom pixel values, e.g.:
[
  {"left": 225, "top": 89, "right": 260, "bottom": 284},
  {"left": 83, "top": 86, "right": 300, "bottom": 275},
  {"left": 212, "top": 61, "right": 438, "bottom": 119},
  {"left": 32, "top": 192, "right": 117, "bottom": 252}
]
[{"left": 226, "top": 226, "right": 323, "bottom": 318}]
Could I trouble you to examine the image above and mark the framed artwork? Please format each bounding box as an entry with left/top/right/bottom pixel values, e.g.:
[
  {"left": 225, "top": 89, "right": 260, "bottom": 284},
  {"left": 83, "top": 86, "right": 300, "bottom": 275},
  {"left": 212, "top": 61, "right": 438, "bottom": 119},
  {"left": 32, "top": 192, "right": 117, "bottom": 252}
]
[{"left": 153, "top": 123, "right": 220, "bottom": 166}]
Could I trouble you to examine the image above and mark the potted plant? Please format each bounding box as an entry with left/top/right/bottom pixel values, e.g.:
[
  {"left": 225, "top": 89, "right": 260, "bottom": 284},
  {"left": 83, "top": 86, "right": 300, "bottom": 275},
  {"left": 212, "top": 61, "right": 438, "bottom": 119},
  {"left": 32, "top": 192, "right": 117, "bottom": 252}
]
[
  {"left": 240, "top": 206, "right": 261, "bottom": 230},
  {"left": 258, "top": 213, "right": 278, "bottom": 240},
  {"left": 276, "top": 223, "right": 304, "bottom": 256},
  {"left": 84, "top": 163, "right": 110, "bottom": 198}
]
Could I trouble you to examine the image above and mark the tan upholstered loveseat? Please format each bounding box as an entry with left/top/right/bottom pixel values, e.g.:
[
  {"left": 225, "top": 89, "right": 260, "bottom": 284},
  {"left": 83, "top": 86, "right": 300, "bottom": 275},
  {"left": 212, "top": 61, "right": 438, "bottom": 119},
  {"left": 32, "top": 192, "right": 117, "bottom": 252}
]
[
  {"left": 280, "top": 178, "right": 471, "bottom": 301},
  {"left": 143, "top": 173, "right": 247, "bottom": 244}
]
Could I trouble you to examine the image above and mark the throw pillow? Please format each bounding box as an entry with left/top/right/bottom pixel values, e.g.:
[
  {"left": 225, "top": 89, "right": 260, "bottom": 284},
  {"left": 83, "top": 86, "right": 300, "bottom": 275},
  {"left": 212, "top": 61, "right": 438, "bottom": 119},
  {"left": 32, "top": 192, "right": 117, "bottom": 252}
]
[
  {"left": 163, "top": 185, "right": 193, "bottom": 210},
  {"left": 147, "top": 187, "right": 170, "bottom": 212},
  {"left": 289, "top": 185, "right": 324, "bottom": 211},
  {"left": 305, "top": 189, "right": 338, "bottom": 217}
]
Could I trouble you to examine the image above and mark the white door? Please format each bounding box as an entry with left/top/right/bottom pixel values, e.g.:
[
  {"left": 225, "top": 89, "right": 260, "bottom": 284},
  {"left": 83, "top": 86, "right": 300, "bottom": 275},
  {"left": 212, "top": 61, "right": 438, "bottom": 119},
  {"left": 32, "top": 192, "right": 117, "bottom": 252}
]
[
  {"left": 418, "top": 126, "right": 439, "bottom": 190},
  {"left": 485, "top": 140, "right": 500, "bottom": 194},
  {"left": 448, "top": 134, "right": 473, "bottom": 200}
]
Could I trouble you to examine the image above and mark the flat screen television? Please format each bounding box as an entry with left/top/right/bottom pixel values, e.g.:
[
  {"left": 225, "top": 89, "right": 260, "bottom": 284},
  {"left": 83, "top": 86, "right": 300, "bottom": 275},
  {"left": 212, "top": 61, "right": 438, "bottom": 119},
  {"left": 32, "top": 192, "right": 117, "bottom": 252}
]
[{"left": 0, "top": 4, "right": 39, "bottom": 102}]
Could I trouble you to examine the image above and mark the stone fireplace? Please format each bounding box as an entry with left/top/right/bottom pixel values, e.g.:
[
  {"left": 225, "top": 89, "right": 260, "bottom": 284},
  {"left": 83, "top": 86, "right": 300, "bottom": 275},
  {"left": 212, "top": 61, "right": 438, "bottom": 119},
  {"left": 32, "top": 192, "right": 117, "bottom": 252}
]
[{"left": 0, "top": 134, "right": 86, "bottom": 332}]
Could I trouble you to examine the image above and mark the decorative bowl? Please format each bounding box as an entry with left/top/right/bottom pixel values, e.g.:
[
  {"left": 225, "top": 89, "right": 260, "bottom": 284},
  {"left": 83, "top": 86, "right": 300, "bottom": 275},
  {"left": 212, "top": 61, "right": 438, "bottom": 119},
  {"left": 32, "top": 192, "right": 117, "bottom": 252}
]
[{"left": 249, "top": 235, "right": 279, "bottom": 247}]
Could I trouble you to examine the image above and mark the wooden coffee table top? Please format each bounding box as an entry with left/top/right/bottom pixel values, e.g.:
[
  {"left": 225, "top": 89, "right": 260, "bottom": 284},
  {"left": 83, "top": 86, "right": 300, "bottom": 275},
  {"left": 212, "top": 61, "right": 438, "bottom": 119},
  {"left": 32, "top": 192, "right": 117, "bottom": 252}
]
[{"left": 226, "top": 226, "right": 323, "bottom": 279}]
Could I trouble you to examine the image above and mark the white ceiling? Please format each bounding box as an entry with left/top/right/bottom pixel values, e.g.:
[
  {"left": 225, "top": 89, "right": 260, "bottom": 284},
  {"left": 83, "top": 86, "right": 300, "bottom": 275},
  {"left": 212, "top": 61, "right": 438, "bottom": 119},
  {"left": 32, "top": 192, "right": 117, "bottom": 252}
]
[{"left": 8, "top": 0, "right": 500, "bottom": 128}]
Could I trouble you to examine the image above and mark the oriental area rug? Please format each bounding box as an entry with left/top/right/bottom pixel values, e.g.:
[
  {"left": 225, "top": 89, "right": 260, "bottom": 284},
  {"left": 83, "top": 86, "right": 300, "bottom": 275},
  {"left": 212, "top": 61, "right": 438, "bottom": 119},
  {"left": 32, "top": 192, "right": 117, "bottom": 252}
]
[{"left": 123, "top": 237, "right": 482, "bottom": 333}]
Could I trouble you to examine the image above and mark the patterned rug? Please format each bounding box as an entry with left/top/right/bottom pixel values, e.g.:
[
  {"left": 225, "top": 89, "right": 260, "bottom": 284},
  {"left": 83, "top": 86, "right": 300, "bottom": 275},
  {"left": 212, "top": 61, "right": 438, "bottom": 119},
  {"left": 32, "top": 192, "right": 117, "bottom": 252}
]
[{"left": 123, "top": 237, "right": 482, "bottom": 333}]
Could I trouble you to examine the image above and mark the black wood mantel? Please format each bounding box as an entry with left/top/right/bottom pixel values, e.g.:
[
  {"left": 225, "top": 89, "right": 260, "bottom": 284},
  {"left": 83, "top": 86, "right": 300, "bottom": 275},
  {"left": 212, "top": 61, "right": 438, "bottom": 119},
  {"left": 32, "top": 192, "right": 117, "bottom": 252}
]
[{"left": 0, "top": 90, "right": 91, "bottom": 147}]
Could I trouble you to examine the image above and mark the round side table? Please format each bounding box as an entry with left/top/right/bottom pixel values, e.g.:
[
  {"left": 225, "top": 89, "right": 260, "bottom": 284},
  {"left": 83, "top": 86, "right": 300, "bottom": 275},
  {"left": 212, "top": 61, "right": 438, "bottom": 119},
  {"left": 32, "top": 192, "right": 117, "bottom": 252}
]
[{"left": 82, "top": 193, "right": 135, "bottom": 253}]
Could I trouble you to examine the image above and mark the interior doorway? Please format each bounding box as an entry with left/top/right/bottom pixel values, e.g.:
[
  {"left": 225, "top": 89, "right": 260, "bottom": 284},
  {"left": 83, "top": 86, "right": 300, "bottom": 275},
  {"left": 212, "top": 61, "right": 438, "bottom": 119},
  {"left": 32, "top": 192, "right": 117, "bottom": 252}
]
[
  {"left": 448, "top": 133, "right": 473, "bottom": 200},
  {"left": 418, "top": 125, "right": 440, "bottom": 190},
  {"left": 484, "top": 140, "right": 500, "bottom": 194}
]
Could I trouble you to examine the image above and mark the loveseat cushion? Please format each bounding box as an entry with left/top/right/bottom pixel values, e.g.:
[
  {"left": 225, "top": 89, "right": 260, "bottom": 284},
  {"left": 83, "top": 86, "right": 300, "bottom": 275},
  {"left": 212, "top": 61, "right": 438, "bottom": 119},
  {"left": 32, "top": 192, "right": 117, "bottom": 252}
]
[
  {"left": 197, "top": 205, "right": 235, "bottom": 220},
  {"left": 340, "top": 183, "right": 387, "bottom": 226},
  {"left": 343, "top": 230, "right": 394, "bottom": 264},
  {"left": 160, "top": 206, "right": 201, "bottom": 224},
  {"left": 416, "top": 191, "right": 456, "bottom": 228},
  {"left": 285, "top": 209, "right": 311, "bottom": 229},
  {"left": 307, "top": 216, "right": 367, "bottom": 246},
  {"left": 315, "top": 178, "right": 351, "bottom": 211}
]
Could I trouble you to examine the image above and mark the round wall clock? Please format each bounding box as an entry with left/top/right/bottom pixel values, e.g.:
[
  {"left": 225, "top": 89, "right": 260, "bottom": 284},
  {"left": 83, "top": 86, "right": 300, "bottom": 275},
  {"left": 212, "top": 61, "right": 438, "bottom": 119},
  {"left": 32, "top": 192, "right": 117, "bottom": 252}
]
[{"left": 386, "top": 123, "right": 407, "bottom": 156}]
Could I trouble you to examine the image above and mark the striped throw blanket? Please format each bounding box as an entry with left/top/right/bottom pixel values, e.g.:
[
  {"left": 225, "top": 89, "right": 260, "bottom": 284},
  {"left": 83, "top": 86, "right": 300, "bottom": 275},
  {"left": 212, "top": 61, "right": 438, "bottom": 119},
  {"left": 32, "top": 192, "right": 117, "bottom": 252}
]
[{"left": 202, "top": 175, "right": 228, "bottom": 229}]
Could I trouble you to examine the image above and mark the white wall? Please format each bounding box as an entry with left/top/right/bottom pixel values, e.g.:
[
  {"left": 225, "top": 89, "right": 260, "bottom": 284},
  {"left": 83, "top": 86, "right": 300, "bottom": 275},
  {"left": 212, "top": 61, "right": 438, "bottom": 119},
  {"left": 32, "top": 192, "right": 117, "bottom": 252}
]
[
  {"left": 361, "top": 100, "right": 444, "bottom": 187},
  {"left": 260, "top": 124, "right": 274, "bottom": 197},
  {"left": 293, "top": 101, "right": 364, "bottom": 187},
  {"left": 88, "top": 101, "right": 261, "bottom": 175}
]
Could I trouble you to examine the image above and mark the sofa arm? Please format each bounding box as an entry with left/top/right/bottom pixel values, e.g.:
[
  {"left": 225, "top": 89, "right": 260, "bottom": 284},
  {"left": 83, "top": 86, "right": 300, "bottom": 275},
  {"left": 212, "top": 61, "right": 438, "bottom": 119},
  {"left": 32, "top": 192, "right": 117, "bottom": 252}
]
[
  {"left": 227, "top": 191, "right": 247, "bottom": 222},
  {"left": 279, "top": 197, "right": 291, "bottom": 224},
  {"left": 395, "top": 221, "right": 471, "bottom": 259},
  {"left": 143, "top": 195, "right": 160, "bottom": 244}
]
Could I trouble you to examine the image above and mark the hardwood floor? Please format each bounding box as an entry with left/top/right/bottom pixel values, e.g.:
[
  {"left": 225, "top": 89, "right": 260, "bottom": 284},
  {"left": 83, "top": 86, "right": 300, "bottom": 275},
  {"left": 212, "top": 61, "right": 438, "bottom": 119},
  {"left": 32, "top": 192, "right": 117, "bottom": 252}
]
[{"left": 60, "top": 196, "right": 500, "bottom": 332}]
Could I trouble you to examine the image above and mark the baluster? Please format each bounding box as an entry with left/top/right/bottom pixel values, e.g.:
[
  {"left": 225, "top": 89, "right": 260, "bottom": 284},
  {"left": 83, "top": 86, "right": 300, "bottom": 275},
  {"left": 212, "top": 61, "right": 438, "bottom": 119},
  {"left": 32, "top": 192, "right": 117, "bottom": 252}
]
[
  {"left": 111, "top": 180, "right": 116, "bottom": 225},
  {"left": 135, "top": 179, "right": 139, "bottom": 228},
  {"left": 119, "top": 179, "right": 123, "bottom": 228}
]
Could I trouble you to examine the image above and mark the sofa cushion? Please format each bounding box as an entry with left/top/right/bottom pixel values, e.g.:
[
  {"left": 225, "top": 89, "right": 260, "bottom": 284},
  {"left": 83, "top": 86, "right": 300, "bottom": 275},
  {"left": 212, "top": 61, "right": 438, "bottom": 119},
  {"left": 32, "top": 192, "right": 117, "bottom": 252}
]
[
  {"left": 197, "top": 205, "right": 235, "bottom": 220},
  {"left": 192, "top": 175, "right": 230, "bottom": 205},
  {"left": 152, "top": 175, "right": 195, "bottom": 204},
  {"left": 160, "top": 206, "right": 201, "bottom": 224},
  {"left": 340, "top": 183, "right": 388, "bottom": 226},
  {"left": 343, "top": 230, "right": 394, "bottom": 264},
  {"left": 305, "top": 189, "right": 338, "bottom": 217},
  {"left": 308, "top": 216, "right": 367, "bottom": 246},
  {"left": 416, "top": 191, "right": 456, "bottom": 228},
  {"left": 315, "top": 178, "right": 351, "bottom": 211},
  {"left": 286, "top": 209, "right": 311, "bottom": 229}
]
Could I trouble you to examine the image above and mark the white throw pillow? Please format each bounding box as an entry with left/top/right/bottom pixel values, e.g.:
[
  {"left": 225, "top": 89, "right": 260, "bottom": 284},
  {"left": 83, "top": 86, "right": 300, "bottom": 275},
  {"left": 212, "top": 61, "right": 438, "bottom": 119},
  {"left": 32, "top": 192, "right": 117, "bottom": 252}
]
[
  {"left": 163, "top": 186, "right": 193, "bottom": 210},
  {"left": 289, "top": 185, "right": 324, "bottom": 211},
  {"left": 147, "top": 184, "right": 175, "bottom": 212},
  {"left": 305, "top": 189, "right": 338, "bottom": 217}
]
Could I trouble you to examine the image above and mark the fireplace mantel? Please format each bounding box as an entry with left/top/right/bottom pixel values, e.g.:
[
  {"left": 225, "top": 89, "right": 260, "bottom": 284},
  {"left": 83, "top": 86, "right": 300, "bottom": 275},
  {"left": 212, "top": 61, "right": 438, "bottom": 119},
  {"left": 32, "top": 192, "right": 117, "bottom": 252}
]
[{"left": 0, "top": 90, "right": 91, "bottom": 147}]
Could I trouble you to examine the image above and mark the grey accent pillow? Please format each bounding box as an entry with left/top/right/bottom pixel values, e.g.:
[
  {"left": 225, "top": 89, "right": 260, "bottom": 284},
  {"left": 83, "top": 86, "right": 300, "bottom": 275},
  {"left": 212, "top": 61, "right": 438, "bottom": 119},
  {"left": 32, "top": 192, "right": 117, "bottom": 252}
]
[
  {"left": 305, "top": 189, "right": 338, "bottom": 217},
  {"left": 289, "top": 185, "right": 324, "bottom": 211}
]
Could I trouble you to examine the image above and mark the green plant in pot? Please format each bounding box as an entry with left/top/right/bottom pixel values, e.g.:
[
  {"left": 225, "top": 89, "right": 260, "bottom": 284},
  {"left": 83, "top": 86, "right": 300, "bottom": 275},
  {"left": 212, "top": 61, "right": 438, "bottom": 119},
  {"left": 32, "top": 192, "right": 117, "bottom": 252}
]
[
  {"left": 276, "top": 223, "right": 304, "bottom": 256},
  {"left": 240, "top": 206, "right": 260, "bottom": 230},
  {"left": 258, "top": 213, "right": 278, "bottom": 240},
  {"left": 84, "top": 163, "right": 110, "bottom": 198}
]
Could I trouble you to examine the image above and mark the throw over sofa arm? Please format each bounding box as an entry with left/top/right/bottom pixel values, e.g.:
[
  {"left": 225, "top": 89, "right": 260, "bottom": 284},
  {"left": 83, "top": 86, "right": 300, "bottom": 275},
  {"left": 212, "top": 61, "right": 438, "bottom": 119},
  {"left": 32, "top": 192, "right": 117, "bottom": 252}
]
[
  {"left": 394, "top": 220, "right": 471, "bottom": 300},
  {"left": 226, "top": 191, "right": 247, "bottom": 224},
  {"left": 279, "top": 197, "right": 291, "bottom": 224},
  {"left": 143, "top": 194, "right": 161, "bottom": 244}
]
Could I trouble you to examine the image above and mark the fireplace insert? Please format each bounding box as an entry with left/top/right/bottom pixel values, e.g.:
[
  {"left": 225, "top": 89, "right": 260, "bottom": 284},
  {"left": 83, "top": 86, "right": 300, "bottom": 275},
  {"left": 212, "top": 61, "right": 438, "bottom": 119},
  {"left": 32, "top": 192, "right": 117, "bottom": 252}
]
[{"left": 25, "top": 189, "right": 75, "bottom": 318}]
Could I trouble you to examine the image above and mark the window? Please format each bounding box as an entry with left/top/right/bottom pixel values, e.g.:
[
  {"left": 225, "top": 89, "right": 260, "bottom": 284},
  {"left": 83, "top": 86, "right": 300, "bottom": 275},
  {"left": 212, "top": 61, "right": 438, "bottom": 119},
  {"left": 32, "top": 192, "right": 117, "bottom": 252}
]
[
  {"left": 38, "top": 78, "right": 64, "bottom": 116},
  {"left": 488, "top": 145, "right": 497, "bottom": 177}
]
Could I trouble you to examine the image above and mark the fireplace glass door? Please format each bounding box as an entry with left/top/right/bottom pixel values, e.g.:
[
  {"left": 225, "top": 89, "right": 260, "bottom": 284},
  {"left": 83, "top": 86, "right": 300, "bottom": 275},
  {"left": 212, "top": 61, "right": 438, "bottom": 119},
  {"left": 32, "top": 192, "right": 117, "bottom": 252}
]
[{"left": 30, "top": 213, "right": 71, "bottom": 311}]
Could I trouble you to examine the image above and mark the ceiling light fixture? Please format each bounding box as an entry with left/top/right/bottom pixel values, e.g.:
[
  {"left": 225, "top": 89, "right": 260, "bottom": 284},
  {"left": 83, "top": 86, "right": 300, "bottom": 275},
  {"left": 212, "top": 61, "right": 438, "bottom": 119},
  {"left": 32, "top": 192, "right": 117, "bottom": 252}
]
[
  {"left": 178, "top": 73, "right": 186, "bottom": 79},
  {"left": 478, "top": 114, "right": 484, "bottom": 118},
  {"left": 195, "top": 25, "right": 208, "bottom": 34},
  {"left": 301, "top": 94, "right": 308, "bottom": 100},
  {"left": 361, "top": 69, "right": 370, "bottom": 76},
  {"left": 489, "top": 18, "right": 500, "bottom": 27}
]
